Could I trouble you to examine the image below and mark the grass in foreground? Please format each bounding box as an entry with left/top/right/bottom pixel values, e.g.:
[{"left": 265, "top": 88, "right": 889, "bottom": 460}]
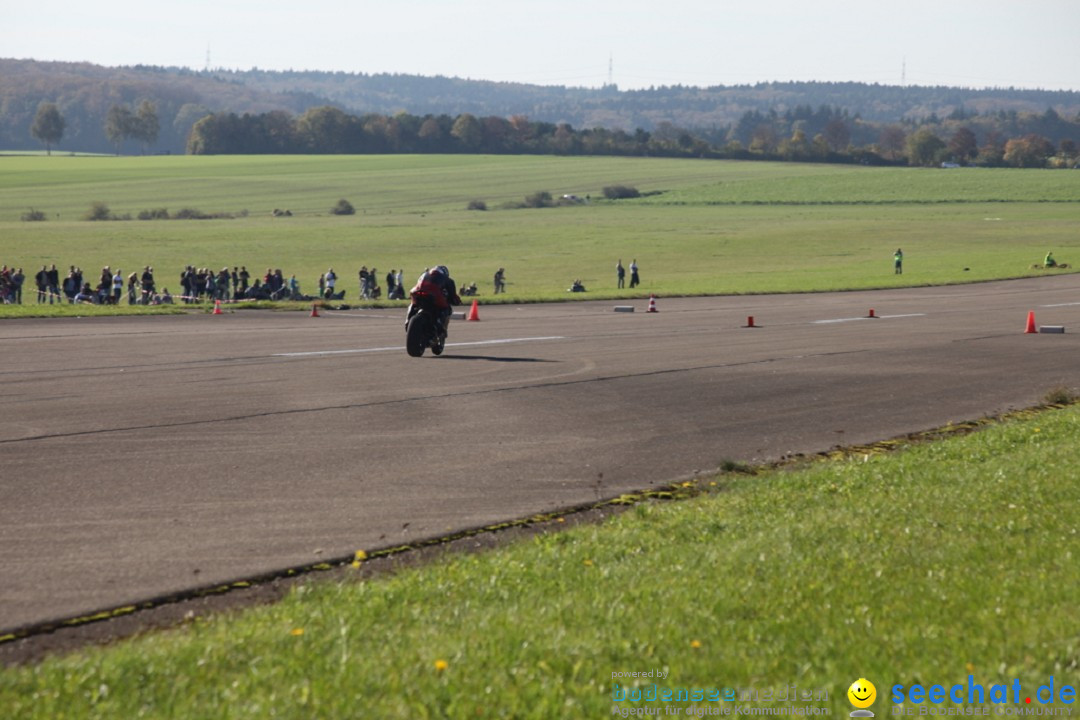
[{"left": 3, "top": 404, "right": 1079, "bottom": 718}]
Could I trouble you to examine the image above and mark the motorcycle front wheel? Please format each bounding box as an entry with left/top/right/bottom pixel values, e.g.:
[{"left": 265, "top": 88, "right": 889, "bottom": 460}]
[{"left": 405, "top": 314, "right": 427, "bottom": 357}]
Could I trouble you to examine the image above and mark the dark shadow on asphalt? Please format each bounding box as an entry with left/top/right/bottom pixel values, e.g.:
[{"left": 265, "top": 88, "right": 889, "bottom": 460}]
[{"left": 437, "top": 355, "right": 557, "bottom": 363}]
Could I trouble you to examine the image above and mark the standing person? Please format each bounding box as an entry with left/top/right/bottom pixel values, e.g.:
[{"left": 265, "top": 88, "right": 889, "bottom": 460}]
[
  {"left": 35, "top": 265, "right": 48, "bottom": 304},
  {"left": 365, "top": 268, "right": 378, "bottom": 300},
  {"left": 218, "top": 268, "right": 231, "bottom": 301},
  {"left": 47, "top": 264, "right": 60, "bottom": 304},
  {"left": 127, "top": 272, "right": 138, "bottom": 304},
  {"left": 358, "top": 266, "right": 369, "bottom": 299},
  {"left": 629, "top": 259, "right": 639, "bottom": 289},
  {"left": 63, "top": 269, "right": 79, "bottom": 303},
  {"left": 386, "top": 269, "right": 396, "bottom": 298},
  {"left": 494, "top": 267, "right": 506, "bottom": 294},
  {"left": 231, "top": 266, "right": 239, "bottom": 296},
  {"left": 317, "top": 273, "right": 325, "bottom": 299},
  {"left": 141, "top": 266, "right": 155, "bottom": 303},
  {"left": 325, "top": 267, "right": 337, "bottom": 298},
  {"left": 616, "top": 259, "right": 625, "bottom": 289},
  {"left": 112, "top": 269, "right": 123, "bottom": 304},
  {"left": 395, "top": 268, "right": 405, "bottom": 299},
  {"left": 12, "top": 267, "right": 24, "bottom": 304},
  {"left": 894, "top": 248, "right": 903, "bottom": 274}
]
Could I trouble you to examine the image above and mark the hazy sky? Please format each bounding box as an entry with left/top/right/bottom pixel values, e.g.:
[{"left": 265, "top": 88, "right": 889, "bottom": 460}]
[{"left": 6, "top": 0, "right": 1078, "bottom": 91}]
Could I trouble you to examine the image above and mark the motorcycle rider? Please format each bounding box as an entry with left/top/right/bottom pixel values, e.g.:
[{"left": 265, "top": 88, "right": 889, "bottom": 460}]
[{"left": 406, "top": 265, "right": 462, "bottom": 337}]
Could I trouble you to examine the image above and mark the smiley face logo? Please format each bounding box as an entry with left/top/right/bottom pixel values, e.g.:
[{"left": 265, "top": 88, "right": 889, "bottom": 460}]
[{"left": 848, "top": 678, "right": 877, "bottom": 709}]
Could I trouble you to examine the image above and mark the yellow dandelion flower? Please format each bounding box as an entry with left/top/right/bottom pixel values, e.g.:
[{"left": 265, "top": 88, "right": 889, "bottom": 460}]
[
  {"left": 435, "top": 659, "right": 449, "bottom": 672},
  {"left": 583, "top": 559, "right": 594, "bottom": 566},
  {"left": 690, "top": 639, "right": 702, "bottom": 649},
  {"left": 556, "top": 517, "right": 566, "bottom": 523},
  {"left": 351, "top": 549, "right": 367, "bottom": 569},
  {"left": 290, "top": 628, "right": 305, "bottom": 636}
]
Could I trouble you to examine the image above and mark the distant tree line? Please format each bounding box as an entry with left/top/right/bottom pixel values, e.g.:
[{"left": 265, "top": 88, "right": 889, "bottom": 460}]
[
  {"left": 5, "top": 59, "right": 1080, "bottom": 160},
  {"left": 184, "top": 104, "right": 1080, "bottom": 168}
]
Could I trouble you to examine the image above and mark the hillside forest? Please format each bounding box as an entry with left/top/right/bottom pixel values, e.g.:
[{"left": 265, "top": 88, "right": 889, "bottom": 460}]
[{"left": 4, "top": 59, "right": 1079, "bottom": 168}]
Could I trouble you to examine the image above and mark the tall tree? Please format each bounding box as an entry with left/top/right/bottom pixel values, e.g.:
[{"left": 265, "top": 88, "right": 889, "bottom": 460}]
[
  {"left": 1003, "top": 134, "right": 1053, "bottom": 168},
  {"left": 947, "top": 127, "right": 978, "bottom": 163},
  {"left": 823, "top": 117, "right": 851, "bottom": 152},
  {"left": 104, "top": 104, "right": 135, "bottom": 155},
  {"left": 906, "top": 128, "right": 946, "bottom": 166},
  {"left": 134, "top": 100, "right": 160, "bottom": 153},
  {"left": 877, "top": 125, "right": 907, "bottom": 161},
  {"left": 30, "top": 102, "right": 65, "bottom": 155},
  {"left": 450, "top": 113, "right": 482, "bottom": 151}
]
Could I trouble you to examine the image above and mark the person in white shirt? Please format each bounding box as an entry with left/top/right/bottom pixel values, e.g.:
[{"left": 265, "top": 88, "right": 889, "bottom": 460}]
[
  {"left": 325, "top": 268, "right": 337, "bottom": 298},
  {"left": 112, "top": 270, "right": 123, "bottom": 304}
]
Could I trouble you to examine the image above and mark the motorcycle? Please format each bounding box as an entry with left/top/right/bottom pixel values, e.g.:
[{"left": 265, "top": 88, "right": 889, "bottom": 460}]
[{"left": 405, "top": 291, "right": 446, "bottom": 357}]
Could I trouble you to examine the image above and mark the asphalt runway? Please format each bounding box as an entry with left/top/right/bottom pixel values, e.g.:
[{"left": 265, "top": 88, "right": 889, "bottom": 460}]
[{"left": 3, "top": 276, "right": 1080, "bottom": 634}]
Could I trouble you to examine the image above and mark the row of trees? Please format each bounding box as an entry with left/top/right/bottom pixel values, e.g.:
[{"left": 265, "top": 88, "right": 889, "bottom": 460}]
[
  {"left": 8, "top": 59, "right": 1080, "bottom": 156},
  {"left": 30, "top": 100, "right": 163, "bottom": 155},
  {"left": 183, "top": 105, "right": 1080, "bottom": 168}
]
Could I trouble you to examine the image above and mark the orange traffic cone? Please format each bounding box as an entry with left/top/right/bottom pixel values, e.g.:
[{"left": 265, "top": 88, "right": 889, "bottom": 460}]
[
  {"left": 1024, "top": 310, "right": 1036, "bottom": 334},
  {"left": 647, "top": 294, "right": 658, "bottom": 313},
  {"left": 212, "top": 300, "right": 223, "bottom": 315},
  {"left": 311, "top": 303, "right": 320, "bottom": 318},
  {"left": 467, "top": 299, "right": 480, "bottom": 321}
]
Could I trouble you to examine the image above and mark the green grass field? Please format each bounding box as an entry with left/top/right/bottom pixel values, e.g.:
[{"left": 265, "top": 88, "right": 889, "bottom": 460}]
[
  {"left": 3, "top": 404, "right": 1078, "bottom": 718},
  {"left": 2, "top": 156, "right": 1078, "bottom": 314}
]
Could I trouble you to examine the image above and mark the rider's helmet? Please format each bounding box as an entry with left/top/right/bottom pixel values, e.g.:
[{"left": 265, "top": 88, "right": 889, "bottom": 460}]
[{"left": 437, "top": 265, "right": 449, "bottom": 278}]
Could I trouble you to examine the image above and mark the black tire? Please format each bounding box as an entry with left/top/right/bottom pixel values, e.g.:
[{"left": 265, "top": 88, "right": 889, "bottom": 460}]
[
  {"left": 431, "top": 333, "right": 445, "bottom": 355},
  {"left": 405, "top": 314, "right": 427, "bottom": 357}
]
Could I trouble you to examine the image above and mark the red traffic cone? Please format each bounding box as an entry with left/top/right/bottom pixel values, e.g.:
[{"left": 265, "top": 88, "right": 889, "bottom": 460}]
[
  {"left": 744, "top": 316, "right": 757, "bottom": 328},
  {"left": 310, "top": 303, "right": 320, "bottom": 318},
  {"left": 1024, "top": 310, "right": 1036, "bottom": 334},
  {"left": 212, "top": 300, "right": 223, "bottom": 315},
  {"left": 867, "top": 308, "right": 877, "bottom": 318},
  {"left": 647, "top": 294, "right": 658, "bottom": 313},
  {"left": 467, "top": 299, "right": 480, "bottom": 321}
]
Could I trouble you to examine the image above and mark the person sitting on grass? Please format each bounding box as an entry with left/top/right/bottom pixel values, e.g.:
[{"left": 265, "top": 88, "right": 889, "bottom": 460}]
[
  {"left": 569, "top": 279, "right": 586, "bottom": 293},
  {"left": 74, "top": 283, "right": 96, "bottom": 304},
  {"left": 1045, "top": 251, "right": 1057, "bottom": 268}
]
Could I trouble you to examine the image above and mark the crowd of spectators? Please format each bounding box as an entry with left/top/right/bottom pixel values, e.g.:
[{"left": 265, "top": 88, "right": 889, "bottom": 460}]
[{"left": 1, "top": 262, "right": 413, "bottom": 306}]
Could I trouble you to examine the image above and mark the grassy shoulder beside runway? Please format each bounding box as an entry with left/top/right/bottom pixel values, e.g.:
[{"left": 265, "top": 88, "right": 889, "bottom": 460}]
[
  {"left": 3, "top": 156, "right": 1080, "bottom": 319},
  {"left": 3, "top": 402, "right": 1079, "bottom": 718}
]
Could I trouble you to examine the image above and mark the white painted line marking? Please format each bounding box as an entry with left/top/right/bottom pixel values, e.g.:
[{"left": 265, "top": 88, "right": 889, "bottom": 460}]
[
  {"left": 1041, "top": 302, "right": 1080, "bottom": 308},
  {"left": 273, "top": 336, "right": 566, "bottom": 358},
  {"left": 813, "top": 313, "right": 925, "bottom": 325}
]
